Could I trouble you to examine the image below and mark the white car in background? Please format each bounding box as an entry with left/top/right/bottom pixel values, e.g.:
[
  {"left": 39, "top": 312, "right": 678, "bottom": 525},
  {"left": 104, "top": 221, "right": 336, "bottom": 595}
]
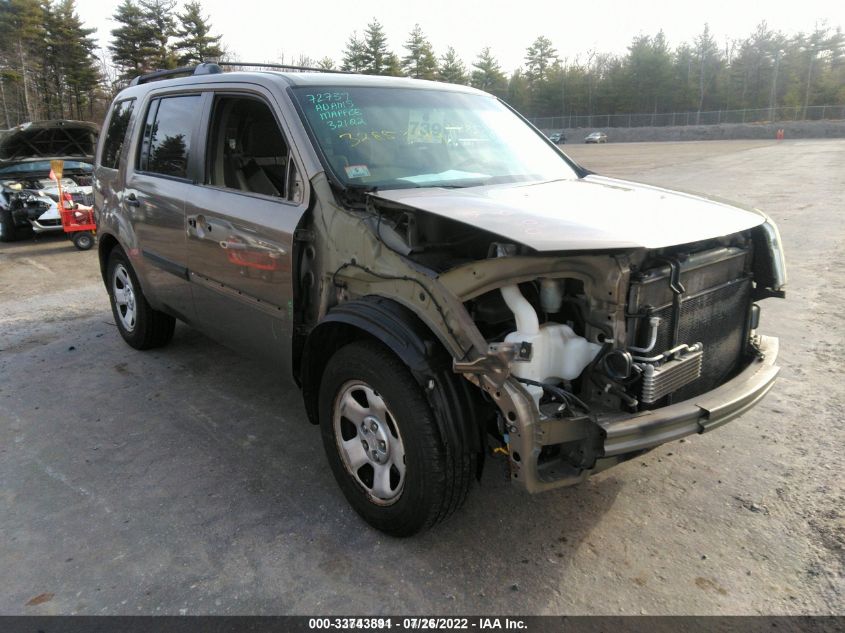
[{"left": 0, "top": 120, "right": 98, "bottom": 242}]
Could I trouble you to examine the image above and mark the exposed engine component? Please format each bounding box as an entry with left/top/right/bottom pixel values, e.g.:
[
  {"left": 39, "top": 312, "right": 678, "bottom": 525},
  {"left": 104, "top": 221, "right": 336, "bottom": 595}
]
[
  {"left": 500, "top": 282, "right": 601, "bottom": 409},
  {"left": 622, "top": 244, "right": 753, "bottom": 404},
  {"left": 539, "top": 278, "right": 563, "bottom": 312},
  {"left": 628, "top": 316, "right": 661, "bottom": 353},
  {"left": 368, "top": 205, "right": 761, "bottom": 421},
  {"left": 639, "top": 343, "right": 704, "bottom": 404},
  {"left": 602, "top": 349, "right": 633, "bottom": 381}
]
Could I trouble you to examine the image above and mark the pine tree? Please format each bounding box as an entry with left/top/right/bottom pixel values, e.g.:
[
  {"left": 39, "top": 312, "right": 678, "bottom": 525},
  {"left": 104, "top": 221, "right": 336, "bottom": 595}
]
[
  {"left": 0, "top": 0, "right": 104, "bottom": 124},
  {"left": 39, "top": 1, "right": 60, "bottom": 118},
  {"left": 470, "top": 47, "right": 506, "bottom": 93},
  {"left": 438, "top": 47, "right": 468, "bottom": 85},
  {"left": 0, "top": 0, "right": 46, "bottom": 121},
  {"left": 49, "top": 0, "right": 100, "bottom": 118},
  {"left": 524, "top": 36, "right": 558, "bottom": 84},
  {"left": 695, "top": 24, "right": 722, "bottom": 117},
  {"left": 624, "top": 31, "right": 674, "bottom": 113},
  {"left": 109, "top": 0, "right": 157, "bottom": 81},
  {"left": 506, "top": 69, "right": 530, "bottom": 112},
  {"left": 340, "top": 31, "right": 366, "bottom": 72},
  {"left": 173, "top": 1, "right": 223, "bottom": 65},
  {"left": 361, "top": 19, "right": 396, "bottom": 75},
  {"left": 67, "top": 13, "right": 102, "bottom": 118},
  {"left": 383, "top": 52, "right": 403, "bottom": 76},
  {"left": 402, "top": 24, "right": 437, "bottom": 79},
  {"left": 140, "top": 0, "right": 177, "bottom": 69}
]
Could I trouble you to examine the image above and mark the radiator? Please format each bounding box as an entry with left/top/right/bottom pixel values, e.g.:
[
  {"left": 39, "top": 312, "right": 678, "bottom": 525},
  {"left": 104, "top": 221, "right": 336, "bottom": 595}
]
[{"left": 628, "top": 246, "right": 752, "bottom": 403}]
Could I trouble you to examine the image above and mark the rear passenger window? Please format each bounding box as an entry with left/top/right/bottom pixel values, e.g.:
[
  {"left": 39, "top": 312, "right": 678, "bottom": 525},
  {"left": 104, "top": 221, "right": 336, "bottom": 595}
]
[
  {"left": 206, "top": 95, "right": 300, "bottom": 201},
  {"left": 100, "top": 99, "right": 135, "bottom": 169},
  {"left": 138, "top": 95, "right": 200, "bottom": 179}
]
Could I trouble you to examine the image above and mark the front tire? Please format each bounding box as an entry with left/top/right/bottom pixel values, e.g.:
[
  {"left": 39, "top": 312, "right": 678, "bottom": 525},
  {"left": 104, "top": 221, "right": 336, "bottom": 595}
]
[
  {"left": 106, "top": 247, "right": 175, "bottom": 350},
  {"left": 319, "top": 340, "right": 473, "bottom": 536}
]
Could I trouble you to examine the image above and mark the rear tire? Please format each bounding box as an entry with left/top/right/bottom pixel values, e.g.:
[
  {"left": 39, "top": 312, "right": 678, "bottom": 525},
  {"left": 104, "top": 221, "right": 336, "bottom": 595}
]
[
  {"left": 72, "top": 231, "right": 95, "bottom": 251},
  {"left": 106, "top": 247, "right": 175, "bottom": 350},
  {"left": 319, "top": 340, "right": 474, "bottom": 536}
]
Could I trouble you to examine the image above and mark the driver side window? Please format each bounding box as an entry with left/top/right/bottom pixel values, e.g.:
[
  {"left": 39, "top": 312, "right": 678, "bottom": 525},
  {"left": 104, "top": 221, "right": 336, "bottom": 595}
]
[{"left": 206, "top": 95, "right": 302, "bottom": 203}]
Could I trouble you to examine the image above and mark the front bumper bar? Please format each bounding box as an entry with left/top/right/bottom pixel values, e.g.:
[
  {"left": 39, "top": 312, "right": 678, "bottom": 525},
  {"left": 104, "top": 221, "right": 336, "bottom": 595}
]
[
  {"left": 598, "top": 335, "right": 779, "bottom": 456},
  {"left": 514, "top": 335, "right": 779, "bottom": 493}
]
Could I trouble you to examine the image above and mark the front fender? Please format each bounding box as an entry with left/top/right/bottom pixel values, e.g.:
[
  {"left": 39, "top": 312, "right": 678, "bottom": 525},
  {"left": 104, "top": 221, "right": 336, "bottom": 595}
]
[{"left": 299, "top": 296, "right": 486, "bottom": 459}]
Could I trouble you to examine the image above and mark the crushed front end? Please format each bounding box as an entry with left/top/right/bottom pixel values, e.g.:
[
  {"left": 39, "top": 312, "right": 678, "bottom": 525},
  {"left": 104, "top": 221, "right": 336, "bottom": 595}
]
[{"left": 445, "top": 223, "right": 784, "bottom": 492}]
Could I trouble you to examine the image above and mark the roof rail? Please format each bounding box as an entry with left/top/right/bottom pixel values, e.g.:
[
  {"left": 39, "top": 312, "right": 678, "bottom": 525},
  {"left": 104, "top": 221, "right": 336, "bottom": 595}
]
[
  {"left": 129, "top": 62, "right": 222, "bottom": 86},
  {"left": 217, "top": 62, "right": 352, "bottom": 74}
]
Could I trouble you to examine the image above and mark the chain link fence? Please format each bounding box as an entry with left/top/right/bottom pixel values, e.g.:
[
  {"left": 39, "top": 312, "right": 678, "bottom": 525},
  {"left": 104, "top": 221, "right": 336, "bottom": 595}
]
[{"left": 531, "top": 105, "right": 845, "bottom": 130}]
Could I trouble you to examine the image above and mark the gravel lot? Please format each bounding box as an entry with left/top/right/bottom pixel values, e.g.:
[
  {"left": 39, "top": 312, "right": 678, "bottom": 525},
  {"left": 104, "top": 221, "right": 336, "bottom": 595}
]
[{"left": 1, "top": 140, "right": 842, "bottom": 615}]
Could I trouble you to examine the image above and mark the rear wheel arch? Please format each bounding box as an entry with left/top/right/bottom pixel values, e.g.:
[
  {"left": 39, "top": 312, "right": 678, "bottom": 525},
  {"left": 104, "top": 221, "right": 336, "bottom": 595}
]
[{"left": 97, "top": 232, "right": 121, "bottom": 283}]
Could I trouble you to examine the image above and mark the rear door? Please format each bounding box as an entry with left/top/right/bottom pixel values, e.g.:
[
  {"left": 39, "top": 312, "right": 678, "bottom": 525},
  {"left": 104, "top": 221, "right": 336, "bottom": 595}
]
[
  {"left": 95, "top": 96, "right": 136, "bottom": 236},
  {"left": 125, "top": 92, "right": 203, "bottom": 322},
  {"left": 185, "top": 88, "right": 307, "bottom": 371}
]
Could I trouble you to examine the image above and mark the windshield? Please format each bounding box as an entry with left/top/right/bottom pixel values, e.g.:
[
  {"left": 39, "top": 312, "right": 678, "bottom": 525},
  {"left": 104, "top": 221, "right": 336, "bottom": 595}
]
[
  {"left": 292, "top": 86, "right": 577, "bottom": 190},
  {"left": 0, "top": 160, "right": 92, "bottom": 176}
]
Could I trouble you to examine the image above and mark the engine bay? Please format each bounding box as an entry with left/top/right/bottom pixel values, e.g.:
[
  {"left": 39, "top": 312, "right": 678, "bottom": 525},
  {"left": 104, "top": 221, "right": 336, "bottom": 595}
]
[
  {"left": 366, "top": 197, "right": 762, "bottom": 428},
  {"left": 312, "top": 186, "right": 785, "bottom": 490},
  {"left": 1, "top": 172, "right": 93, "bottom": 203}
]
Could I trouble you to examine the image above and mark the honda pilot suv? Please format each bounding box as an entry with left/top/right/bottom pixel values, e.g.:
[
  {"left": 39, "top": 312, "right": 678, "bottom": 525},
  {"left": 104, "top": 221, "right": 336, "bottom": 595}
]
[{"left": 94, "top": 63, "right": 786, "bottom": 535}]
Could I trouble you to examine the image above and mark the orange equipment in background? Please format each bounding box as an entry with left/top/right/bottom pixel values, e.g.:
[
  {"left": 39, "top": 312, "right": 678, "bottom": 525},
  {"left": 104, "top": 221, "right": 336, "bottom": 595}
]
[{"left": 52, "top": 159, "right": 96, "bottom": 251}]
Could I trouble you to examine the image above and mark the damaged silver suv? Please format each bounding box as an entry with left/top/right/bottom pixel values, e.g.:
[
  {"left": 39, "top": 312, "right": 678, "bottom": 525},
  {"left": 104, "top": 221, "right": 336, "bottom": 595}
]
[{"left": 95, "top": 63, "right": 786, "bottom": 535}]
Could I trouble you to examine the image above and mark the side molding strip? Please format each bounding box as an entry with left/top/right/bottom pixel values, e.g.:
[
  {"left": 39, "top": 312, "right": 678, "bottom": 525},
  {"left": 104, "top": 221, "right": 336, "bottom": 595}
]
[
  {"left": 189, "top": 271, "right": 286, "bottom": 318},
  {"left": 142, "top": 249, "right": 189, "bottom": 280}
]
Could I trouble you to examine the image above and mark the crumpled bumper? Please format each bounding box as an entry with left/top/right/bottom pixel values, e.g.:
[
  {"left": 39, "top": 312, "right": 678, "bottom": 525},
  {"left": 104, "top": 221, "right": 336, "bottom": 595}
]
[
  {"left": 516, "top": 335, "right": 780, "bottom": 493},
  {"left": 598, "top": 335, "right": 779, "bottom": 456}
]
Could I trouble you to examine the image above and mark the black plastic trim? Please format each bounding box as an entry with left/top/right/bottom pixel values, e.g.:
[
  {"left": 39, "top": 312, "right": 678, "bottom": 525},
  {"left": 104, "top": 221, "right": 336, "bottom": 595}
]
[{"left": 141, "top": 249, "right": 189, "bottom": 280}]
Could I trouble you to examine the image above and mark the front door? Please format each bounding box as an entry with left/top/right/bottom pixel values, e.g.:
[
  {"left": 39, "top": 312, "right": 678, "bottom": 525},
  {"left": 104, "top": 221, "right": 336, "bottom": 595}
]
[{"left": 186, "top": 91, "right": 307, "bottom": 372}]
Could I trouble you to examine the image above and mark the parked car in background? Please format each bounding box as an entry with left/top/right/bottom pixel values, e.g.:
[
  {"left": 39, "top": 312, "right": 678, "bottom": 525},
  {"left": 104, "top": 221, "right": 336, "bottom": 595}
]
[
  {"left": 95, "top": 64, "right": 785, "bottom": 536},
  {"left": 585, "top": 131, "right": 608, "bottom": 144},
  {"left": 0, "top": 120, "right": 98, "bottom": 242},
  {"left": 548, "top": 131, "right": 566, "bottom": 144}
]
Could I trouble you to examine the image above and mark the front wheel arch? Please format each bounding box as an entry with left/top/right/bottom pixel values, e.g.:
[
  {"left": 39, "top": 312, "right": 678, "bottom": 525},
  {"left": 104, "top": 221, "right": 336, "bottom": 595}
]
[{"left": 299, "top": 297, "right": 488, "bottom": 468}]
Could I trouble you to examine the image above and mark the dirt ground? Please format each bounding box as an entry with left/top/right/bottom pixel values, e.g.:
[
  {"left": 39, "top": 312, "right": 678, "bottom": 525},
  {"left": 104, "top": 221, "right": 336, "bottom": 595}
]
[{"left": 1, "top": 140, "right": 842, "bottom": 615}]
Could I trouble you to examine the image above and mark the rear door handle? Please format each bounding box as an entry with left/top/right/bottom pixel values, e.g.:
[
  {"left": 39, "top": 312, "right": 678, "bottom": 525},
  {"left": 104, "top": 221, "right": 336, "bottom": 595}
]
[{"left": 125, "top": 193, "right": 140, "bottom": 207}]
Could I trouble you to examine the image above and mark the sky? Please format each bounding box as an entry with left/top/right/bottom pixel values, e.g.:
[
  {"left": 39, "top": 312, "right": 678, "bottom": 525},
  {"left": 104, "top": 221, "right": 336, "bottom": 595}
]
[{"left": 76, "top": 0, "right": 843, "bottom": 73}]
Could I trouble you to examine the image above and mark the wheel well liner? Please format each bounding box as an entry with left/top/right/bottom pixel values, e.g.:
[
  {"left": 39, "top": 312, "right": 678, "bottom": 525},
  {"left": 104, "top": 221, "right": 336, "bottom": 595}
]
[{"left": 300, "top": 296, "right": 486, "bottom": 461}]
